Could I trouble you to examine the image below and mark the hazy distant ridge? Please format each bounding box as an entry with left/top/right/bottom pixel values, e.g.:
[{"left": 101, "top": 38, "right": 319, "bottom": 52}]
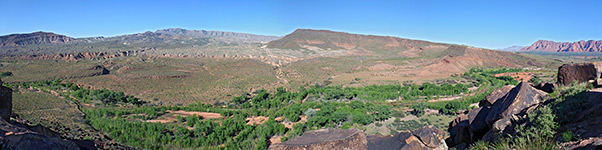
[{"left": 155, "top": 28, "right": 279, "bottom": 43}]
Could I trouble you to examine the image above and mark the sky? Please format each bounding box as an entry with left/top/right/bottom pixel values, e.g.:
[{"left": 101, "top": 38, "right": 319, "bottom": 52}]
[{"left": 1, "top": 0, "right": 601, "bottom": 49}]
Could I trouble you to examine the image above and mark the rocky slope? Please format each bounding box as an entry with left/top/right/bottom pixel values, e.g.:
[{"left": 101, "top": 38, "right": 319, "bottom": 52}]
[
  {"left": 447, "top": 62, "right": 602, "bottom": 149},
  {"left": 447, "top": 82, "right": 549, "bottom": 148},
  {"left": 270, "top": 126, "right": 448, "bottom": 150},
  {"left": 269, "top": 126, "right": 447, "bottom": 150},
  {"left": 0, "top": 79, "right": 80, "bottom": 149},
  {"left": 521, "top": 40, "right": 602, "bottom": 52},
  {"left": 0, "top": 32, "right": 74, "bottom": 47},
  {"left": 269, "top": 128, "right": 367, "bottom": 150}
]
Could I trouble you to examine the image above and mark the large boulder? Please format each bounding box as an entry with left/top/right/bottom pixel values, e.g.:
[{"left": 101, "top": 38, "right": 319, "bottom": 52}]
[
  {"left": 447, "top": 82, "right": 549, "bottom": 146},
  {"left": 467, "top": 107, "right": 489, "bottom": 141},
  {"left": 479, "top": 85, "right": 514, "bottom": 107},
  {"left": 483, "top": 82, "right": 548, "bottom": 140},
  {"left": 0, "top": 118, "right": 79, "bottom": 150},
  {"left": 533, "top": 82, "right": 557, "bottom": 93},
  {"left": 446, "top": 113, "right": 470, "bottom": 147},
  {"left": 557, "top": 63, "right": 597, "bottom": 86},
  {"left": 0, "top": 79, "right": 12, "bottom": 121},
  {"left": 269, "top": 128, "right": 367, "bottom": 150},
  {"left": 368, "top": 125, "right": 447, "bottom": 150}
]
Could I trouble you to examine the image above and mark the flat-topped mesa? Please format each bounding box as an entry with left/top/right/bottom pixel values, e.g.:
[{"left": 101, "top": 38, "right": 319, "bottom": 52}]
[
  {"left": 269, "top": 128, "right": 367, "bottom": 150},
  {"left": 0, "top": 31, "right": 74, "bottom": 47}
]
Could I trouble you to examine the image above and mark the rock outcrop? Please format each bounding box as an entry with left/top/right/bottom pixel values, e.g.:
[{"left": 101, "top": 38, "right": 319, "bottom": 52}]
[
  {"left": 447, "top": 82, "right": 549, "bottom": 148},
  {"left": 0, "top": 79, "right": 12, "bottom": 121},
  {"left": 0, "top": 118, "right": 80, "bottom": 150},
  {"left": 558, "top": 88, "right": 602, "bottom": 149},
  {"left": 0, "top": 79, "right": 81, "bottom": 149},
  {"left": 270, "top": 126, "right": 448, "bottom": 150},
  {"left": 520, "top": 40, "right": 602, "bottom": 52},
  {"left": 20, "top": 50, "right": 144, "bottom": 62},
  {"left": 367, "top": 125, "right": 448, "bottom": 150},
  {"left": 483, "top": 82, "right": 548, "bottom": 141},
  {"left": 479, "top": 85, "right": 515, "bottom": 107},
  {"left": 269, "top": 128, "right": 367, "bottom": 150},
  {"left": 533, "top": 82, "right": 557, "bottom": 93},
  {"left": 557, "top": 63, "right": 598, "bottom": 86}
]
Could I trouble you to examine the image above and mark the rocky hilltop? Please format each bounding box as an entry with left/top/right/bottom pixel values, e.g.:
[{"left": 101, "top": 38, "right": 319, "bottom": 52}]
[
  {"left": 521, "top": 40, "right": 602, "bottom": 52},
  {"left": 0, "top": 32, "right": 74, "bottom": 47},
  {"left": 447, "top": 62, "right": 602, "bottom": 149},
  {"left": 266, "top": 29, "right": 438, "bottom": 52}
]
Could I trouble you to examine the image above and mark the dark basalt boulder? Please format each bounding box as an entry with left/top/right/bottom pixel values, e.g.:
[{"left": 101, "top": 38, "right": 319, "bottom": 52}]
[
  {"left": 447, "top": 113, "right": 470, "bottom": 147},
  {"left": 557, "top": 63, "right": 597, "bottom": 86},
  {"left": 533, "top": 82, "right": 557, "bottom": 93},
  {"left": 479, "top": 85, "right": 514, "bottom": 107},
  {"left": 272, "top": 126, "right": 448, "bottom": 150},
  {"left": 368, "top": 125, "right": 447, "bottom": 150},
  {"left": 0, "top": 79, "right": 12, "bottom": 121},
  {"left": 485, "top": 82, "right": 548, "bottom": 129},
  {"left": 483, "top": 82, "right": 548, "bottom": 140},
  {"left": 269, "top": 128, "right": 367, "bottom": 150},
  {"left": 468, "top": 107, "right": 489, "bottom": 141},
  {"left": 447, "top": 82, "right": 549, "bottom": 147}
]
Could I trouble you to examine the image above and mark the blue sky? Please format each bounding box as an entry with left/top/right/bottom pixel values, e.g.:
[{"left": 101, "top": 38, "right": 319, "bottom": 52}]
[{"left": 1, "top": 0, "right": 601, "bottom": 49}]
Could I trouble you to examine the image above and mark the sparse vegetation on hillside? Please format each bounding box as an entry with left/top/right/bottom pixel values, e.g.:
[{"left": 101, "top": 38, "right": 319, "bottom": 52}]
[{"left": 4, "top": 67, "right": 531, "bottom": 149}]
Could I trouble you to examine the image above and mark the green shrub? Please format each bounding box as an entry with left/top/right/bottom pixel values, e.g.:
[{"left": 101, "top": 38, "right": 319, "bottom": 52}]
[
  {"left": 469, "top": 140, "right": 489, "bottom": 150},
  {"left": 410, "top": 102, "right": 426, "bottom": 117},
  {"left": 562, "top": 131, "right": 574, "bottom": 142},
  {"left": 1, "top": 71, "right": 12, "bottom": 77}
]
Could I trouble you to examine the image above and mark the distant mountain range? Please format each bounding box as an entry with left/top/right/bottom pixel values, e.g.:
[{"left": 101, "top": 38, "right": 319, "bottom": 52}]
[
  {"left": 521, "top": 40, "right": 602, "bottom": 52},
  {"left": 497, "top": 46, "right": 524, "bottom": 52},
  {"left": 0, "top": 28, "right": 279, "bottom": 48},
  {"left": 0, "top": 28, "right": 549, "bottom": 69},
  {"left": 156, "top": 28, "right": 279, "bottom": 43}
]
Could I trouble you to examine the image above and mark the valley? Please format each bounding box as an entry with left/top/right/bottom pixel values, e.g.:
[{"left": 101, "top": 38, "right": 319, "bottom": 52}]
[{"left": 0, "top": 28, "right": 600, "bottom": 150}]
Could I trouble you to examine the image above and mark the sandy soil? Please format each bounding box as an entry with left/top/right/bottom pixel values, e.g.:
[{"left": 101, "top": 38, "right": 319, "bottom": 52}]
[
  {"left": 428, "top": 96, "right": 462, "bottom": 102},
  {"left": 165, "top": 110, "right": 223, "bottom": 119},
  {"left": 269, "top": 136, "right": 282, "bottom": 144},
  {"left": 246, "top": 116, "right": 268, "bottom": 125},
  {"left": 145, "top": 110, "right": 223, "bottom": 123},
  {"left": 495, "top": 72, "right": 534, "bottom": 82}
]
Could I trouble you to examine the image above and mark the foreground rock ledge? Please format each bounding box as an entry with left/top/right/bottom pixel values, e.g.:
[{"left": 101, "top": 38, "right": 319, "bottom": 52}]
[
  {"left": 270, "top": 126, "right": 447, "bottom": 150},
  {"left": 269, "top": 128, "right": 367, "bottom": 150},
  {"left": 368, "top": 125, "right": 447, "bottom": 150},
  {"left": 447, "top": 82, "right": 549, "bottom": 148}
]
